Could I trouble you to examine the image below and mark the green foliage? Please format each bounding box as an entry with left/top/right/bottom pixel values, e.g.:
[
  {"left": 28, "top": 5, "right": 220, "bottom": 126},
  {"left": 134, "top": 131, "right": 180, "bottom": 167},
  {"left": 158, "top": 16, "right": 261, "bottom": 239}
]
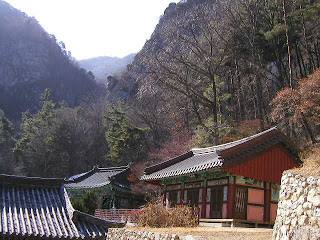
[
  {"left": 83, "top": 190, "right": 99, "bottom": 215},
  {"left": 104, "top": 101, "right": 148, "bottom": 164},
  {"left": 193, "top": 117, "right": 216, "bottom": 147},
  {"left": 71, "top": 198, "right": 87, "bottom": 213},
  {"left": 0, "top": 109, "right": 14, "bottom": 146},
  {"left": 71, "top": 190, "right": 99, "bottom": 215},
  {"left": 14, "top": 88, "right": 110, "bottom": 177},
  {"left": 14, "top": 89, "right": 57, "bottom": 177},
  {"left": 193, "top": 118, "right": 263, "bottom": 147},
  {"left": 0, "top": 109, "right": 16, "bottom": 174},
  {"left": 193, "top": 119, "right": 238, "bottom": 147},
  {"left": 263, "top": 24, "right": 286, "bottom": 41}
]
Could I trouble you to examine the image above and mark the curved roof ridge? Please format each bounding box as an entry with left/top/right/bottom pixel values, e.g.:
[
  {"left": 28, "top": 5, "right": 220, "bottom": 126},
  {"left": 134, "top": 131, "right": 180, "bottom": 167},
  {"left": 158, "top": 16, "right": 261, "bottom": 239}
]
[
  {"left": 65, "top": 165, "right": 131, "bottom": 189},
  {"left": 0, "top": 174, "right": 64, "bottom": 187},
  {"left": 66, "top": 165, "right": 130, "bottom": 183},
  {"left": 144, "top": 151, "right": 194, "bottom": 175},
  {"left": 191, "top": 127, "right": 279, "bottom": 155},
  {"left": 98, "top": 165, "right": 129, "bottom": 172}
]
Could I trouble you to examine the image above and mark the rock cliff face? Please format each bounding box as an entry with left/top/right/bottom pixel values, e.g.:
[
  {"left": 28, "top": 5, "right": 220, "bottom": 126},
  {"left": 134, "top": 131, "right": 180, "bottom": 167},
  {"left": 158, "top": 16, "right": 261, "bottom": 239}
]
[
  {"left": 0, "top": 0, "right": 99, "bottom": 119},
  {"left": 106, "top": 0, "right": 201, "bottom": 102},
  {"left": 104, "top": 2, "right": 182, "bottom": 102}
]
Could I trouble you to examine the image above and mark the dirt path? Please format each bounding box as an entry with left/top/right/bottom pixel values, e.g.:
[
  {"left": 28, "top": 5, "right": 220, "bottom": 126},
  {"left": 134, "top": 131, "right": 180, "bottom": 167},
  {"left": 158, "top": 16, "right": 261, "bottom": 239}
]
[{"left": 126, "top": 227, "right": 273, "bottom": 240}]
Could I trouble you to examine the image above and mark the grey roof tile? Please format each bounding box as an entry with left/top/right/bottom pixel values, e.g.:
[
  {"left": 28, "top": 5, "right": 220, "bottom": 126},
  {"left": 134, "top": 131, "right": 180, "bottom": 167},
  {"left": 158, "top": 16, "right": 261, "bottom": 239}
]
[
  {"left": 0, "top": 174, "right": 123, "bottom": 239},
  {"left": 141, "top": 151, "right": 223, "bottom": 180},
  {"left": 66, "top": 166, "right": 129, "bottom": 189}
]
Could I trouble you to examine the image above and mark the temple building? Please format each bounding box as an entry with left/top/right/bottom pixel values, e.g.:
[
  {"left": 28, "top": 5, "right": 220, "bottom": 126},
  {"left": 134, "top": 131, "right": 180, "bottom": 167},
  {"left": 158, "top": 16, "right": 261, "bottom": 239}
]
[
  {"left": 66, "top": 166, "right": 144, "bottom": 209},
  {"left": 0, "top": 174, "right": 122, "bottom": 240},
  {"left": 141, "top": 127, "right": 301, "bottom": 225}
]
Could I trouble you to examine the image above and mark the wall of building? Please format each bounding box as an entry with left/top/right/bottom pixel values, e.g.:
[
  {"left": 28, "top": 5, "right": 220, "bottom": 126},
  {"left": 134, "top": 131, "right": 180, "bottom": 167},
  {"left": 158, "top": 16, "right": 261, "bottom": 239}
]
[
  {"left": 106, "top": 228, "right": 181, "bottom": 240},
  {"left": 273, "top": 171, "right": 320, "bottom": 240},
  {"left": 222, "top": 144, "right": 300, "bottom": 183},
  {"left": 164, "top": 173, "right": 280, "bottom": 221}
]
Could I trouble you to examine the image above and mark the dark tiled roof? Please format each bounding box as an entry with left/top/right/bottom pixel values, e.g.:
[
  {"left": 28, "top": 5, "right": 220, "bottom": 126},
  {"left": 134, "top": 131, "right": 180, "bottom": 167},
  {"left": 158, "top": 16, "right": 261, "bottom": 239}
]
[
  {"left": 65, "top": 166, "right": 129, "bottom": 190},
  {"left": 141, "top": 127, "right": 299, "bottom": 181},
  {"left": 0, "top": 174, "right": 123, "bottom": 239}
]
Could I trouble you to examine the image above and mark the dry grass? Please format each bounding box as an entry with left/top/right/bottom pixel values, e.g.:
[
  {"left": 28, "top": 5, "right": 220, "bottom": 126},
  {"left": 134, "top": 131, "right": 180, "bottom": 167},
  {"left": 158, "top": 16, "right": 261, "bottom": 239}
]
[
  {"left": 125, "top": 227, "right": 273, "bottom": 240},
  {"left": 290, "top": 145, "right": 320, "bottom": 176},
  {"left": 131, "top": 202, "right": 198, "bottom": 228}
]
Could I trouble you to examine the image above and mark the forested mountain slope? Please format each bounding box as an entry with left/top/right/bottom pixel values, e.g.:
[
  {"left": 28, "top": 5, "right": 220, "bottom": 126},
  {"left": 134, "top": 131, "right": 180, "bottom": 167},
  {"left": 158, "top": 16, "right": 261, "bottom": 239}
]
[
  {"left": 0, "top": 0, "right": 99, "bottom": 119},
  {"left": 111, "top": 0, "right": 319, "bottom": 150}
]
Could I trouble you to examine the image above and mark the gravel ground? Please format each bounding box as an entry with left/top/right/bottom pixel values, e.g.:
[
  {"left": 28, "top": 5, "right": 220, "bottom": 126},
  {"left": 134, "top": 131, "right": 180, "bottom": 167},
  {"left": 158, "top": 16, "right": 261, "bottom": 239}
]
[{"left": 126, "top": 227, "right": 273, "bottom": 240}]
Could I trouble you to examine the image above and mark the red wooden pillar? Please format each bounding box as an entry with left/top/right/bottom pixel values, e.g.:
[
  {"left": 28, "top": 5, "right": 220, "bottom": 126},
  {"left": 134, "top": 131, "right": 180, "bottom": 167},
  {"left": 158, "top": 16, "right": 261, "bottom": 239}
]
[
  {"left": 227, "top": 176, "right": 235, "bottom": 219},
  {"left": 163, "top": 184, "right": 167, "bottom": 206},
  {"left": 181, "top": 182, "right": 185, "bottom": 205},
  {"left": 202, "top": 181, "right": 207, "bottom": 218},
  {"left": 264, "top": 182, "right": 271, "bottom": 222}
]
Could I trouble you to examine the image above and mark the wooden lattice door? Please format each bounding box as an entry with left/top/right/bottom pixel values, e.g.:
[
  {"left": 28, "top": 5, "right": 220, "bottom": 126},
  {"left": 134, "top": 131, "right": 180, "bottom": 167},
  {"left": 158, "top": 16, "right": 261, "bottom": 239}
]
[
  {"left": 234, "top": 186, "right": 248, "bottom": 219},
  {"left": 210, "top": 186, "right": 223, "bottom": 219},
  {"left": 187, "top": 189, "right": 199, "bottom": 206},
  {"left": 168, "top": 191, "right": 178, "bottom": 206}
]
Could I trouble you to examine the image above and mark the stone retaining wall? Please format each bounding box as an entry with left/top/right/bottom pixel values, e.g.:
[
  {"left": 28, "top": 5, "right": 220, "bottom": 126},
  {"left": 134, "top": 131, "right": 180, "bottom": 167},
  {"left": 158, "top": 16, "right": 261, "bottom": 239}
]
[
  {"left": 273, "top": 171, "right": 320, "bottom": 240},
  {"left": 106, "top": 228, "right": 180, "bottom": 240}
]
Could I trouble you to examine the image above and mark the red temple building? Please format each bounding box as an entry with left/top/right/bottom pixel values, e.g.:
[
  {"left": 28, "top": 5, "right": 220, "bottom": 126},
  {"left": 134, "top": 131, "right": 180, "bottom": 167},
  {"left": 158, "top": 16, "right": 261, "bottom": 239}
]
[{"left": 141, "top": 127, "right": 301, "bottom": 226}]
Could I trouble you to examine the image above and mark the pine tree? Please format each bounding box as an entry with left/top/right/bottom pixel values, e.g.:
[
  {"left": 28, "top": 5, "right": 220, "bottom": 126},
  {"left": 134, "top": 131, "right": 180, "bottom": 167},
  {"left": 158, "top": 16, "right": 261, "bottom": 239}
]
[
  {"left": 104, "top": 101, "right": 147, "bottom": 165},
  {"left": 14, "top": 89, "right": 57, "bottom": 177},
  {"left": 0, "top": 109, "right": 16, "bottom": 174}
]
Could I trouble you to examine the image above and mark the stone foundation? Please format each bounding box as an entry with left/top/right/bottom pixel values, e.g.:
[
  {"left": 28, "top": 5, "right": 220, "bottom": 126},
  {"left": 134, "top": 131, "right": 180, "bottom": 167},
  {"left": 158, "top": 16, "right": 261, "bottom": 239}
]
[
  {"left": 106, "top": 228, "right": 180, "bottom": 240},
  {"left": 273, "top": 171, "right": 320, "bottom": 240}
]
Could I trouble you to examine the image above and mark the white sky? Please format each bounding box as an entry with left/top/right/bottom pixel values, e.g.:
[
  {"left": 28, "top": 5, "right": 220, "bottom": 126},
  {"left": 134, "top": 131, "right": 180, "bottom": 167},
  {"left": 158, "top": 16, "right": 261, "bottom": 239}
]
[{"left": 5, "top": 0, "right": 179, "bottom": 60}]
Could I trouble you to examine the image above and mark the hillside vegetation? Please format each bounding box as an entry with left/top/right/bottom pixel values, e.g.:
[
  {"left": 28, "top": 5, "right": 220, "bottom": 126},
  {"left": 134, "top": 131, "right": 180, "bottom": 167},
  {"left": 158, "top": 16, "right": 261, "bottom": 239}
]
[{"left": 0, "top": 0, "right": 100, "bottom": 119}]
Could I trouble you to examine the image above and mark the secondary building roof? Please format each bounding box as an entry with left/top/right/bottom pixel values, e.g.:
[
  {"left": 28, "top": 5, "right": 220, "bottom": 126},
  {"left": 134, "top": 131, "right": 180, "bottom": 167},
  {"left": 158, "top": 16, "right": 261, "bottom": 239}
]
[
  {"left": 141, "top": 127, "right": 300, "bottom": 181},
  {"left": 65, "top": 166, "right": 130, "bottom": 190},
  {"left": 0, "top": 174, "right": 123, "bottom": 240}
]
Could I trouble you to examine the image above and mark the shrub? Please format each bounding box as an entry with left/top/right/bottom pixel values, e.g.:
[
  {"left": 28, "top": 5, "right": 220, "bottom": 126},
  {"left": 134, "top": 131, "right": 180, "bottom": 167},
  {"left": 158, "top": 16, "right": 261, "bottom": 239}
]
[
  {"left": 132, "top": 197, "right": 198, "bottom": 227},
  {"left": 83, "top": 190, "right": 99, "bottom": 215},
  {"left": 71, "top": 190, "right": 99, "bottom": 215},
  {"left": 71, "top": 198, "right": 87, "bottom": 213}
]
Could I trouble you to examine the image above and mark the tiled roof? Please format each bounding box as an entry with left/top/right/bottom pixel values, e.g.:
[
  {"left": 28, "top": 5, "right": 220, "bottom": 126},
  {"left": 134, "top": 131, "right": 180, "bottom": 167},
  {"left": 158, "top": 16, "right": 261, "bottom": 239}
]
[
  {"left": 141, "top": 127, "right": 299, "bottom": 181},
  {"left": 0, "top": 174, "right": 123, "bottom": 239},
  {"left": 66, "top": 166, "right": 129, "bottom": 190},
  {"left": 142, "top": 152, "right": 223, "bottom": 180}
]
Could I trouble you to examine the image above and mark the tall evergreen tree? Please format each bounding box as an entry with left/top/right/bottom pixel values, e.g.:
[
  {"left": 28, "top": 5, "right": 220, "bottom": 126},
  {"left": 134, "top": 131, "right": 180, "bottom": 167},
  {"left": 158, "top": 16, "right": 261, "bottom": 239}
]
[
  {"left": 0, "top": 109, "right": 16, "bottom": 174},
  {"left": 104, "top": 102, "right": 147, "bottom": 165},
  {"left": 14, "top": 89, "right": 57, "bottom": 177},
  {"left": 15, "top": 89, "right": 111, "bottom": 177}
]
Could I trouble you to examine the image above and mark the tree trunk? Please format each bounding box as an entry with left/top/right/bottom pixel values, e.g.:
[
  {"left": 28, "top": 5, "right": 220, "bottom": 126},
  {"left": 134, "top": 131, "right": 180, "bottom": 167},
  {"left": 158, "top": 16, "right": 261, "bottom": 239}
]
[
  {"left": 294, "top": 43, "right": 305, "bottom": 79},
  {"left": 211, "top": 74, "right": 219, "bottom": 145},
  {"left": 283, "top": 0, "right": 293, "bottom": 88},
  {"left": 235, "top": 60, "right": 244, "bottom": 121}
]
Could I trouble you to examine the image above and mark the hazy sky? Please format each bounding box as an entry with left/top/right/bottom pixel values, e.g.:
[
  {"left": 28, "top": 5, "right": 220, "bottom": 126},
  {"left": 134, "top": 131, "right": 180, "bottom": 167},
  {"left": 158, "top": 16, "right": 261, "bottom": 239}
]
[{"left": 5, "top": 0, "right": 179, "bottom": 60}]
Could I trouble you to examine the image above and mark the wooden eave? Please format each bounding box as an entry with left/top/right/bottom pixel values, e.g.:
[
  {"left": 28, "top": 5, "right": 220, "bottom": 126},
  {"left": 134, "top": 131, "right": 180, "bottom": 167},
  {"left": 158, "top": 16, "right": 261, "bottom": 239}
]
[
  {"left": 218, "top": 128, "right": 300, "bottom": 160},
  {"left": 144, "top": 151, "right": 193, "bottom": 175}
]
